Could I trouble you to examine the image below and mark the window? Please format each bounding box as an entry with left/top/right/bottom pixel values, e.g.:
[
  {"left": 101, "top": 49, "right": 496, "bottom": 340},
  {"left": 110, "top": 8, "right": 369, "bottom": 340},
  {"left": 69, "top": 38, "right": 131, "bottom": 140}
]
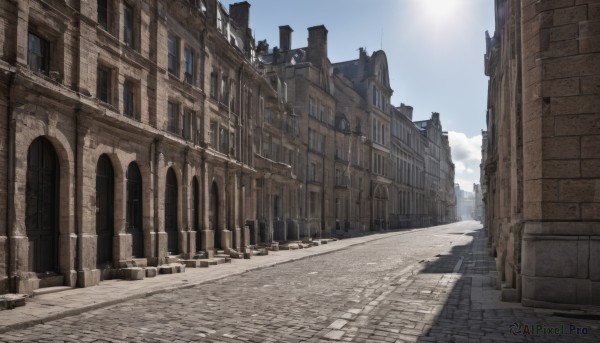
[
  {"left": 97, "top": 0, "right": 110, "bottom": 30},
  {"left": 183, "top": 110, "right": 194, "bottom": 140},
  {"left": 372, "top": 118, "right": 386, "bottom": 145},
  {"left": 210, "top": 121, "right": 218, "bottom": 147},
  {"left": 320, "top": 104, "right": 325, "bottom": 121},
  {"left": 168, "top": 35, "right": 179, "bottom": 76},
  {"left": 230, "top": 80, "right": 236, "bottom": 111},
  {"left": 123, "top": 80, "right": 135, "bottom": 117},
  {"left": 309, "top": 192, "right": 317, "bottom": 217},
  {"left": 221, "top": 76, "right": 229, "bottom": 104},
  {"left": 210, "top": 72, "right": 218, "bottom": 99},
  {"left": 372, "top": 86, "right": 377, "bottom": 106},
  {"left": 28, "top": 32, "right": 49, "bottom": 75},
  {"left": 184, "top": 47, "right": 193, "bottom": 84},
  {"left": 308, "top": 162, "right": 316, "bottom": 182},
  {"left": 167, "top": 102, "right": 179, "bottom": 134},
  {"left": 97, "top": 66, "right": 111, "bottom": 104},
  {"left": 373, "top": 153, "right": 385, "bottom": 176},
  {"left": 219, "top": 127, "right": 228, "bottom": 153},
  {"left": 308, "top": 96, "right": 316, "bottom": 118},
  {"left": 123, "top": 3, "right": 134, "bottom": 48}
]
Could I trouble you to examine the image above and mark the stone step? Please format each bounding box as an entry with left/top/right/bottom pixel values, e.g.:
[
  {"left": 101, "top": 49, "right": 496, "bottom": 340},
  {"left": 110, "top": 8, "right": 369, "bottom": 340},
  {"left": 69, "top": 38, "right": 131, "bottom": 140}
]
[
  {"left": 158, "top": 263, "right": 186, "bottom": 274},
  {"left": 182, "top": 260, "right": 202, "bottom": 268},
  {"left": 0, "top": 294, "right": 28, "bottom": 309},
  {"left": 214, "top": 254, "right": 230, "bottom": 259},
  {"left": 131, "top": 258, "right": 148, "bottom": 267},
  {"left": 38, "top": 275, "right": 64, "bottom": 288},
  {"left": 33, "top": 286, "right": 72, "bottom": 297},
  {"left": 165, "top": 256, "right": 181, "bottom": 264},
  {"left": 123, "top": 267, "right": 144, "bottom": 280},
  {"left": 145, "top": 267, "right": 158, "bottom": 278}
]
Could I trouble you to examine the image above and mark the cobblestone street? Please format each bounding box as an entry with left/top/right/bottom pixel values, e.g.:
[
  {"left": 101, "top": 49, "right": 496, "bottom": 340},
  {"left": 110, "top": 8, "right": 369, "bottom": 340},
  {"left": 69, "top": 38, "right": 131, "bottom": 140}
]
[{"left": 1, "top": 221, "right": 599, "bottom": 342}]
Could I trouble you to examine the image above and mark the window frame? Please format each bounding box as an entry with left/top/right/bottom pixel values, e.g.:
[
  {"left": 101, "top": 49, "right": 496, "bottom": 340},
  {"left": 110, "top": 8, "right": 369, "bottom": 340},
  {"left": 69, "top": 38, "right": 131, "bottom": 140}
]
[
  {"left": 184, "top": 46, "right": 194, "bottom": 84},
  {"left": 97, "top": 65, "right": 112, "bottom": 104},
  {"left": 123, "top": 79, "right": 135, "bottom": 118},
  {"left": 123, "top": 2, "right": 135, "bottom": 48},
  {"left": 168, "top": 35, "right": 179, "bottom": 76},
  {"left": 27, "top": 32, "right": 50, "bottom": 75},
  {"left": 167, "top": 101, "right": 180, "bottom": 135}
]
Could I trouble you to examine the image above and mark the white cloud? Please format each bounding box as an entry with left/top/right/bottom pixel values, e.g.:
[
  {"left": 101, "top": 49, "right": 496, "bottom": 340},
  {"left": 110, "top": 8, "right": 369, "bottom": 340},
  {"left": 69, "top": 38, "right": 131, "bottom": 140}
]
[{"left": 448, "top": 131, "right": 482, "bottom": 191}]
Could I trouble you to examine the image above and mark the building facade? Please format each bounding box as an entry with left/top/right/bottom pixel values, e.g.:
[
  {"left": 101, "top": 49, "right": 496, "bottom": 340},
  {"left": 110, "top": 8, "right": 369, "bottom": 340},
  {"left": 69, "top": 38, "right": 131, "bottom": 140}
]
[
  {"left": 484, "top": 0, "right": 600, "bottom": 307},
  {"left": 0, "top": 0, "right": 456, "bottom": 296}
]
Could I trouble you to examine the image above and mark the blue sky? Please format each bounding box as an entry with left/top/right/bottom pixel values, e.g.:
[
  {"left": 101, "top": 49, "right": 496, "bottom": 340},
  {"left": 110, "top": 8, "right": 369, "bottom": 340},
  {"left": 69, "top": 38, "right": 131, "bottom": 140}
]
[{"left": 221, "top": 0, "right": 494, "bottom": 190}]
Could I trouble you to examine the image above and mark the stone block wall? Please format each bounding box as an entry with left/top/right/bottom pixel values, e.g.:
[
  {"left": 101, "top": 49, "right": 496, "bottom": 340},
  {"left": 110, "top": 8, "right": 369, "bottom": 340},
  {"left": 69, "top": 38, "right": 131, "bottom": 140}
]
[{"left": 486, "top": 0, "right": 600, "bottom": 307}]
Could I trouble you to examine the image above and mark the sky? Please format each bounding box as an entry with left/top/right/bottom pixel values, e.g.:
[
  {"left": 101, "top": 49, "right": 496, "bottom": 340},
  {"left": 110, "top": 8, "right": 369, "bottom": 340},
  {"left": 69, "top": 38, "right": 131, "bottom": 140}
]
[{"left": 221, "top": 0, "right": 495, "bottom": 191}]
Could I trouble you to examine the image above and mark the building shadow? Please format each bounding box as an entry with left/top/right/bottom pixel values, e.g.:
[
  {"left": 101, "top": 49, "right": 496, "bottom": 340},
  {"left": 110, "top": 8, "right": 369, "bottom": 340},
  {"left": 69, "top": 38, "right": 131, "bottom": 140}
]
[{"left": 416, "top": 228, "right": 600, "bottom": 342}]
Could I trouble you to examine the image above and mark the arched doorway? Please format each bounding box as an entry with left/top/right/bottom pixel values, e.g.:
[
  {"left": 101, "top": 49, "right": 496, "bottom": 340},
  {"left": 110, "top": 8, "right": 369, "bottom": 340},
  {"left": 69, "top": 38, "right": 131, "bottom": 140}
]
[
  {"left": 26, "top": 137, "right": 59, "bottom": 274},
  {"left": 373, "top": 185, "right": 388, "bottom": 230},
  {"left": 210, "top": 181, "right": 220, "bottom": 250},
  {"left": 126, "top": 162, "right": 143, "bottom": 258},
  {"left": 165, "top": 168, "right": 179, "bottom": 255},
  {"left": 191, "top": 177, "right": 200, "bottom": 249},
  {"left": 96, "top": 154, "right": 114, "bottom": 266}
]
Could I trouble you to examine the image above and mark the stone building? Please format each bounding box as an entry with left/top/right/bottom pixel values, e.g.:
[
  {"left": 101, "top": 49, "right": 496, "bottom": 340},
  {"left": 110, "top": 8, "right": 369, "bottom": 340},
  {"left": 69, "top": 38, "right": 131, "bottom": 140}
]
[
  {"left": 390, "top": 104, "right": 426, "bottom": 228},
  {"left": 484, "top": 0, "right": 600, "bottom": 306},
  {"left": 0, "top": 0, "right": 269, "bottom": 296},
  {"left": 0, "top": 0, "right": 458, "bottom": 296},
  {"left": 415, "top": 113, "right": 457, "bottom": 226}
]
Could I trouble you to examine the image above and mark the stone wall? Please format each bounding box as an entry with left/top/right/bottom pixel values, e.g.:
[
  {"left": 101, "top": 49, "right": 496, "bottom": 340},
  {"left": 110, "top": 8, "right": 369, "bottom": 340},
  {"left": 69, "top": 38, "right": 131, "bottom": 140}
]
[{"left": 485, "top": 0, "right": 600, "bottom": 307}]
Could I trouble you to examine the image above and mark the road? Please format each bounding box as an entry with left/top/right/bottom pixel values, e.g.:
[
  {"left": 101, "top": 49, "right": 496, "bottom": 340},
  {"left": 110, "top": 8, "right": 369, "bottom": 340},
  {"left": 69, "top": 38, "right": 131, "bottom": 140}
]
[{"left": 0, "top": 221, "right": 598, "bottom": 342}]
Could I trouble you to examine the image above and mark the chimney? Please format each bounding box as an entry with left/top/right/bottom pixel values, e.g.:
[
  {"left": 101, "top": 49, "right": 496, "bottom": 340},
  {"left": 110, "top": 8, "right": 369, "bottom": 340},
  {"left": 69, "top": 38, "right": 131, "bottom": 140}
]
[
  {"left": 400, "top": 103, "right": 414, "bottom": 120},
  {"left": 273, "top": 46, "right": 280, "bottom": 64},
  {"left": 256, "top": 39, "right": 269, "bottom": 55},
  {"left": 229, "top": 1, "right": 250, "bottom": 30},
  {"left": 307, "top": 25, "right": 328, "bottom": 69},
  {"left": 279, "top": 25, "right": 293, "bottom": 51},
  {"left": 359, "top": 47, "right": 367, "bottom": 61}
]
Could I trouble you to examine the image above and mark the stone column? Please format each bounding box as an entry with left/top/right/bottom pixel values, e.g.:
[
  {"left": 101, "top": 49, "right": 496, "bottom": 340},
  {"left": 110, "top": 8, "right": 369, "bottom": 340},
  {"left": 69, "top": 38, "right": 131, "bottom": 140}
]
[{"left": 199, "top": 159, "right": 214, "bottom": 257}]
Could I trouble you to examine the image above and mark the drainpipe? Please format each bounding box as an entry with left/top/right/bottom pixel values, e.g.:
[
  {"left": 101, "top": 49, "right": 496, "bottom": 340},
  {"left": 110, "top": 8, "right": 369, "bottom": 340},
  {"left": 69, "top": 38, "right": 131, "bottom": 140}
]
[{"left": 6, "top": 72, "right": 15, "bottom": 292}]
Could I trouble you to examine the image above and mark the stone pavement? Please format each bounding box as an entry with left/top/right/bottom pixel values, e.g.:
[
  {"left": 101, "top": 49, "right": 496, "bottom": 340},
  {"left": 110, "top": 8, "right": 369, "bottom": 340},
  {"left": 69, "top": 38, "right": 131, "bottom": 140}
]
[
  {"left": 0, "top": 229, "right": 414, "bottom": 334},
  {"left": 1, "top": 222, "right": 600, "bottom": 342}
]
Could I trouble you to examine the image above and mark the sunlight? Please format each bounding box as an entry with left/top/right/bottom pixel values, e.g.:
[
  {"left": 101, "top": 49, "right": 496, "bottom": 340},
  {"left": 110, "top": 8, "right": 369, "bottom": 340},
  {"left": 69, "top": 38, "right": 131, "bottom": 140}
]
[{"left": 417, "top": 0, "right": 462, "bottom": 22}]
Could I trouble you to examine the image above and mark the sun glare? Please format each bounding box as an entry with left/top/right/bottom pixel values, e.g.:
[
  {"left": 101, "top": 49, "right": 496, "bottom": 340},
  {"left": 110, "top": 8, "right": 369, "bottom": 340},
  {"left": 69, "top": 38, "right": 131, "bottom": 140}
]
[{"left": 418, "top": 0, "right": 461, "bottom": 22}]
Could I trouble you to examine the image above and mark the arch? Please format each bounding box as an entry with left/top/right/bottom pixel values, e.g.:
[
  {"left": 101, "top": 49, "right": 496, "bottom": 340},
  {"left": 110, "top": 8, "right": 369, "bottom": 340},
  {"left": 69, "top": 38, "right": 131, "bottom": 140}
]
[
  {"left": 96, "top": 154, "right": 114, "bottom": 266},
  {"left": 165, "top": 167, "right": 179, "bottom": 255},
  {"left": 26, "top": 137, "right": 60, "bottom": 273},
  {"left": 126, "top": 162, "right": 144, "bottom": 258},
  {"left": 210, "top": 180, "right": 220, "bottom": 249},
  {"left": 373, "top": 184, "right": 389, "bottom": 230}
]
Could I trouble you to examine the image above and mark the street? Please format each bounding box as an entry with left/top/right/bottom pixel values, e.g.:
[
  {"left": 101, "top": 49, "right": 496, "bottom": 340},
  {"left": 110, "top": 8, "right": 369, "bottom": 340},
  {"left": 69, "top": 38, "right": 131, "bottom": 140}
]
[{"left": 1, "top": 221, "right": 598, "bottom": 342}]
